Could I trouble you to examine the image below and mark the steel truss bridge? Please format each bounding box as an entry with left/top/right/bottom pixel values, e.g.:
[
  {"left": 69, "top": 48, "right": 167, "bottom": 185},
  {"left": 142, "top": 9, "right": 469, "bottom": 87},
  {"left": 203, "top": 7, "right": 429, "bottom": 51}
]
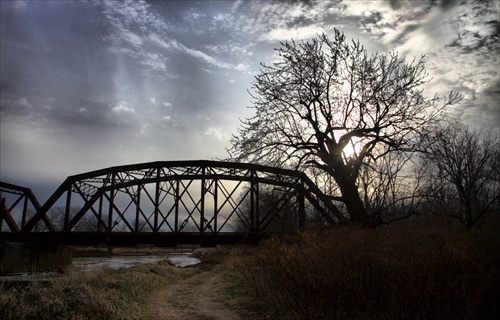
[{"left": 1, "top": 161, "right": 342, "bottom": 246}]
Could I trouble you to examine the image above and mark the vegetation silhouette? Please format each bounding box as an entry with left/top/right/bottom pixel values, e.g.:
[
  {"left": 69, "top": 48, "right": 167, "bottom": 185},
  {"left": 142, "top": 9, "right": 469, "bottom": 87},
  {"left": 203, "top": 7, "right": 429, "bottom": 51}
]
[{"left": 229, "top": 29, "right": 462, "bottom": 225}]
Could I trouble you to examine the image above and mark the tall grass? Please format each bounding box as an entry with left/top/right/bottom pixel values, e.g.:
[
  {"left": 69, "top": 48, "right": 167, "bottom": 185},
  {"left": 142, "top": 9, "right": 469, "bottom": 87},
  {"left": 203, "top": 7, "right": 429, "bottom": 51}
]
[
  {"left": 232, "top": 221, "right": 500, "bottom": 319},
  {"left": 0, "top": 261, "right": 194, "bottom": 320}
]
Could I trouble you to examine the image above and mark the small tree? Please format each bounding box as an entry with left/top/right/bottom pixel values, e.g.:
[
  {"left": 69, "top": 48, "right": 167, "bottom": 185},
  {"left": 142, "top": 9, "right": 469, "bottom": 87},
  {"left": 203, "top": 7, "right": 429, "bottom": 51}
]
[
  {"left": 420, "top": 122, "right": 500, "bottom": 226},
  {"left": 229, "top": 30, "right": 460, "bottom": 223}
]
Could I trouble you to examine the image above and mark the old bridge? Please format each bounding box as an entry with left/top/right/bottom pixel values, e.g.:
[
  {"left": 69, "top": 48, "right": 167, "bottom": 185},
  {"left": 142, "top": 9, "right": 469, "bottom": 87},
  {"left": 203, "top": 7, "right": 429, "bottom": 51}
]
[{"left": 1, "top": 160, "right": 342, "bottom": 246}]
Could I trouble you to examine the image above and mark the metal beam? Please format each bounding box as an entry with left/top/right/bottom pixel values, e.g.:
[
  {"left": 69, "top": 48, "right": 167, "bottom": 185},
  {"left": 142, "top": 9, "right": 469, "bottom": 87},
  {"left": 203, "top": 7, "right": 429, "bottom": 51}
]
[{"left": 2, "top": 160, "right": 343, "bottom": 246}]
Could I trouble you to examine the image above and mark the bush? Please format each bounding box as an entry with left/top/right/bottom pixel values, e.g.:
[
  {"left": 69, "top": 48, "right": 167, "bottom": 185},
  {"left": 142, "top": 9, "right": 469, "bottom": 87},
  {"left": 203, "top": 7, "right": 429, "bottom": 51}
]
[{"left": 232, "top": 223, "right": 500, "bottom": 319}]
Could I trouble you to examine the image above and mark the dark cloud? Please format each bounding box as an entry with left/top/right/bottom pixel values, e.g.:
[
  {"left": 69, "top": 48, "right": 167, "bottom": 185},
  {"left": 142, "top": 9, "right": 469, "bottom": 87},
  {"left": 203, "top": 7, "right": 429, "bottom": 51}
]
[
  {"left": 445, "top": 1, "right": 499, "bottom": 53},
  {"left": 438, "top": 0, "right": 462, "bottom": 10},
  {"left": 385, "top": 0, "right": 461, "bottom": 10},
  {"left": 477, "top": 79, "right": 500, "bottom": 125},
  {"left": 386, "top": 0, "right": 405, "bottom": 10},
  {"left": 0, "top": 0, "right": 116, "bottom": 115}
]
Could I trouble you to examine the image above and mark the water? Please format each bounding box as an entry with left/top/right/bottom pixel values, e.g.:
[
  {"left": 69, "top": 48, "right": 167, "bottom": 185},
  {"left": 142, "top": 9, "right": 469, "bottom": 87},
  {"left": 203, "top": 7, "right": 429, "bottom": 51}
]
[
  {"left": 0, "top": 253, "right": 200, "bottom": 282},
  {"left": 73, "top": 253, "right": 201, "bottom": 271}
]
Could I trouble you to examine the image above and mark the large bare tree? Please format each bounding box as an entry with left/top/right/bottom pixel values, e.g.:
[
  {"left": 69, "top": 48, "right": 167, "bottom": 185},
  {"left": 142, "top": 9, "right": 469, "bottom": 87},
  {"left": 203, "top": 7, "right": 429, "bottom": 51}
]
[{"left": 229, "top": 30, "right": 460, "bottom": 223}]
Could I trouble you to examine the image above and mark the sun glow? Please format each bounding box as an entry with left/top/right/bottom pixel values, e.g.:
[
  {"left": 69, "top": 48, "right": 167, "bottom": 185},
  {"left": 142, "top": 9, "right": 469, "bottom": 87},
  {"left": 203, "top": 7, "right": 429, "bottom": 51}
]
[{"left": 341, "top": 137, "right": 364, "bottom": 161}]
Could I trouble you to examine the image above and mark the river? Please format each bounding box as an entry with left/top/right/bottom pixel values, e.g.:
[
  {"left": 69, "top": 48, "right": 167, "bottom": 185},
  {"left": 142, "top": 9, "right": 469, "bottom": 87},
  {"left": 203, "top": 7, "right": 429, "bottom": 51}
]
[
  {"left": 73, "top": 252, "right": 200, "bottom": 271},
  {"left": 0, "top": 252, "right": 200, "bottom": 282}
]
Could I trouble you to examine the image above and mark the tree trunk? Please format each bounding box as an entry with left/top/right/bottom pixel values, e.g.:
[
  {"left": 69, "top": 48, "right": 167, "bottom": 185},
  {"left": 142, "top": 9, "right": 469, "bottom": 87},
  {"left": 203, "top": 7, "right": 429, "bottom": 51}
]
[
  {"left": 336, "top": 174, "right": 370, "bottom": 224},
  {"left": 322, "top": 154, "right": 370, "bottom": 224}
]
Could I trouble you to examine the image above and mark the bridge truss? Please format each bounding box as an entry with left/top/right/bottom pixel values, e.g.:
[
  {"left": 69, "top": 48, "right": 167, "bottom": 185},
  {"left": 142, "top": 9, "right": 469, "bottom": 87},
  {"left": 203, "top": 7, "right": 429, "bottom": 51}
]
[{"left": 1, "top": 161, "right": 344, "bottom": 246}]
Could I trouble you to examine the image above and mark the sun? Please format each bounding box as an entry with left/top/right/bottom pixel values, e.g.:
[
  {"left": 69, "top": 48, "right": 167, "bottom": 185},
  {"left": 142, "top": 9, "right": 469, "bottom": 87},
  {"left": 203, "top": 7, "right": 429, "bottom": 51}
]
[{"left": 341, "top": 136, "right": 363, "bottom": 161}]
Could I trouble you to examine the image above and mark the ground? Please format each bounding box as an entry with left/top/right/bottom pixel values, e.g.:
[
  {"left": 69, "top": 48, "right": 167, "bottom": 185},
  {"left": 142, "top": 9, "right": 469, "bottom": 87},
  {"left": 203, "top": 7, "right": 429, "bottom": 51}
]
[{"left": 144, "top": 263, "right": 246, "bottom": 320}]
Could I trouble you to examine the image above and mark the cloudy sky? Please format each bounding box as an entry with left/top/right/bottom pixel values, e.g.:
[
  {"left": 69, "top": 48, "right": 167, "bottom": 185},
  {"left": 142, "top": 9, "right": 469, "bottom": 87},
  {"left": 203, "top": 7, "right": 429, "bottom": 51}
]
[{"left": 1, "top": 0, "right": 498, "bottom": 201}]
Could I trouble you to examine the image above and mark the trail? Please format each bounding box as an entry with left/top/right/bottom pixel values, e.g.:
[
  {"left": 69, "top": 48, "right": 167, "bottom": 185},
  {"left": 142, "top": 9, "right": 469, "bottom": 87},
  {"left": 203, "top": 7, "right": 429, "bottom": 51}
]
[{"left": 144, "top": 264, "right": 244, "bottom": 320}]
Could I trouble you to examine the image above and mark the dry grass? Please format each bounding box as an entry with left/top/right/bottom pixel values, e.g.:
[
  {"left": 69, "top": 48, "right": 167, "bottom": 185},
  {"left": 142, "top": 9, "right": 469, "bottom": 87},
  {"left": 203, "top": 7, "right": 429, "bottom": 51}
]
[
  {"left": 2, "top": 221, "right": 498, "bottom": 320},
  {"left": 231, "top": 220, "right": 500, "bottom": 319},
  {"left": 0, "top": 261, "right": 194, "bottom": 320}
]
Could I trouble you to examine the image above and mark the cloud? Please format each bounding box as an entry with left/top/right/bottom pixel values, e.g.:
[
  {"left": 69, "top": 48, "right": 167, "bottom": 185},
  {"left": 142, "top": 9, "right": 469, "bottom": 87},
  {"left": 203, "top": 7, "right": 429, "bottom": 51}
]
[
  {"left": 2, "top": 0, "right": 497, "bottom": 203},
  {"left": 101, "top": 1, "right": 243, "bottom": 74},
  {"left": 141, "top": 52, "right": 167, "bottom": 71},
  {"left": 14, "top": 97, "right": 33, "bottom": 108},
  {"left": 100, "top": 0, "right": 173, "bottom": 75},
  {"left": 233, "top": 63, "right": 250, "bottom": 71},
  {"left": 204, "top": 127, "right": 229, "bottom": 141},
  {"left": 235, "top": 1, "right": 330, "bottom": 40},
  {"left": 112, "top": 100, "right": 135, "bottom": 113},
  {"left": 262, "top": 25, "right": 324, "bottom": 41},
  {"left": 12, "top": 0, "right": 28, "bottom": 13},
  {"left": 212, "top": 13, "right": 234, "bottom": 29},
  {"left": 170, "top": 40, "right": 233, "bottom": 69}
]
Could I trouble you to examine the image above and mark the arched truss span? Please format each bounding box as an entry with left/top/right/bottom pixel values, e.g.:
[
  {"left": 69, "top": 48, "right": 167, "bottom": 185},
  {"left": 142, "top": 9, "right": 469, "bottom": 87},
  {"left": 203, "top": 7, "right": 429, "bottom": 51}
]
[{"left": 2, "top": 161, "right": 345, "bottom": 243}]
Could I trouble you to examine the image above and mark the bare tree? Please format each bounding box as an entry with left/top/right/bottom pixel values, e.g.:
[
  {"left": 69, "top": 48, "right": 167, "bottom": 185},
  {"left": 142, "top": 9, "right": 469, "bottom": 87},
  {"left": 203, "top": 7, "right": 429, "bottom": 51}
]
[
  {"left": 359, "top": 147, "right": 425, "bottom": 224},
  {"left": 23, "top": 208, "right": 48, "bottom": 232},
  {"left": 420, "top": 122, "right": 500, "bottom": 226},
  {"left": 229, "top": 30, "right": 460, "bottom": 224}
]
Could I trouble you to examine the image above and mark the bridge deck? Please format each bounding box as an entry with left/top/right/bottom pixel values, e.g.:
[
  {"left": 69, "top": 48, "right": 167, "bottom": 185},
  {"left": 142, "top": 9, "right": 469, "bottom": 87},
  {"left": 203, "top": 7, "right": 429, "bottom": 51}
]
[{"left": 0, "top": 232, "right": 260, "bottom": 247}]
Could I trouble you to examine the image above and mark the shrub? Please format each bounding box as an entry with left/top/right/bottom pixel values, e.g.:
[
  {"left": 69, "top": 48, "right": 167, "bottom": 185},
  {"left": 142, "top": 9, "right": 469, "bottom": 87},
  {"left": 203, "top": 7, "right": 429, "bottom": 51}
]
[{"left": 232, "top": 223, "right": 500, "bottom": 319}]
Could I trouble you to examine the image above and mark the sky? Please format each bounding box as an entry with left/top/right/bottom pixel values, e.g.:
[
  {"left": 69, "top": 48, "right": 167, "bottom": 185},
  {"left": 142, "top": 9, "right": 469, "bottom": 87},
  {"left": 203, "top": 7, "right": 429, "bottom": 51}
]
[{"left": 1, "top": 0, "right": 499, "bottom": 202}]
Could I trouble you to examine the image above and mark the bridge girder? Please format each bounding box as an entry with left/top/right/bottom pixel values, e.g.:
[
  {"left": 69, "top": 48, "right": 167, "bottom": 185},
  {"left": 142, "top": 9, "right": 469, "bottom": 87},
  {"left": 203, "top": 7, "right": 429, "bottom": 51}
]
[{"left": 1, "top": 160, "right": 346, "bottom": 245}]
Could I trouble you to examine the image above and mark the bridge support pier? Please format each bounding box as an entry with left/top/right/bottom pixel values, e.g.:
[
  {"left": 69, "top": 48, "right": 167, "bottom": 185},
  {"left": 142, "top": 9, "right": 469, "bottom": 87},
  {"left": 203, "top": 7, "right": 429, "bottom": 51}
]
[{"left": 0, "top": 242, "right": 72, "bottom": 275}]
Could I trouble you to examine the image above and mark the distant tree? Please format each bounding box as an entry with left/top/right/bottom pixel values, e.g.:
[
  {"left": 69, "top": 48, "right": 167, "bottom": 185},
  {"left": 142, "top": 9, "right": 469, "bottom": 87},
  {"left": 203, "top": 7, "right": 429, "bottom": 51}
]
[
  {"left": 420, "top": 122, "right": 500, "bottom": 226},
  {"left": 229, "top": 30, "right": 461, "bottom": 224},
  {"left": 23, "top": 209, "right": 47, "bottom": 232},
  {"left": 47, "top": 206, "right": 82, "bottom": 230},
  {"left": 46, "top": 206, "right": 103, "bottom": 232},
  {"left": 131, "top": 218, "right": 153, "bottom": 232},
  {"left": 233, "top": 185, "right": 301, "bottom": 233}
]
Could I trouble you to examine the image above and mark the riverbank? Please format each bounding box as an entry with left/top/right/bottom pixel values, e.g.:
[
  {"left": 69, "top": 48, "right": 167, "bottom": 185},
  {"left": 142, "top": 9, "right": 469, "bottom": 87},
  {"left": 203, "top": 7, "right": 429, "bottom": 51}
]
[
  {"left": 0, "top": 247, "right": 256, "bottom": 320},
  {"left": 0, "top": 260, "right": 194, "bottom": 319}
]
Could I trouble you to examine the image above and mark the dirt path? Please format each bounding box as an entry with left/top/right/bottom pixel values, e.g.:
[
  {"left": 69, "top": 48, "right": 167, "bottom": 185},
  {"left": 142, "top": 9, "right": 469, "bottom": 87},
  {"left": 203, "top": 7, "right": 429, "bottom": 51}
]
[{"left": 144, "top": 264, "right": 244, "bottom": 320}]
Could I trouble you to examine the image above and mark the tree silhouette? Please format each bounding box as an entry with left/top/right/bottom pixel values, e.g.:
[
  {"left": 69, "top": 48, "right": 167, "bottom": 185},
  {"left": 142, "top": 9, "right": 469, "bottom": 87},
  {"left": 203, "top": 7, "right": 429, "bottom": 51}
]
[
  {"left": 420, "top": 122, "right": 500, "bottom": 226},
  {"left": 229, "top": 30, "right": 461, "bottom": 223}
]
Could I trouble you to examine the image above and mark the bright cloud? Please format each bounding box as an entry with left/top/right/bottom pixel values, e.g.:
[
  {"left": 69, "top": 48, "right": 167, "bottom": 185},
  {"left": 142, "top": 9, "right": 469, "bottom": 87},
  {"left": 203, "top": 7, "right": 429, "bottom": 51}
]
[
  {"left": 262, "top": 25, "right": 325, "bottom": 41},
  {"left": 204, "top": 127, "right": 229, "bottom": 141},
  {"left": 171, "top": 41, "right": 233, "bottom": 69},
  {"left": 112, "top": 101, "right": 135, "bottom": 113}
]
